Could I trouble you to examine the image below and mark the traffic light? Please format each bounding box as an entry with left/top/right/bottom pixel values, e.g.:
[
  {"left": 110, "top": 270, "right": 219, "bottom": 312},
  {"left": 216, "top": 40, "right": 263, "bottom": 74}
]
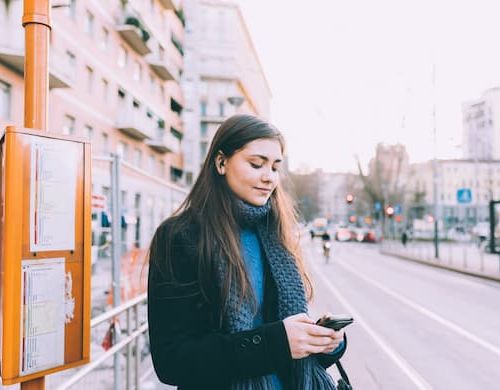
[
  {"left": 385, "top": 205, "right": 395, "bottom": 218},
  {"left": 346, "top": 193, "right": 354, "bottom": 204}
]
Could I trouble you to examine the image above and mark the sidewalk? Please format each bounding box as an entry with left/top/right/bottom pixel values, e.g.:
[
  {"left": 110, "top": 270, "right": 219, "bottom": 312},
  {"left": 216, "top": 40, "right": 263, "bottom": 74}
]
[{"left": 381, "top": 240, "right": 500, "bottom": 282}]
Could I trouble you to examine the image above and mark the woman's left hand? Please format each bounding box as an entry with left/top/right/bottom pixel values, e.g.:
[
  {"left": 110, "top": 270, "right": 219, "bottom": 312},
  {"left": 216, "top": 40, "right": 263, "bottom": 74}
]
[{"left": 321, "top": 329, "right": 344, "bottom": 353}]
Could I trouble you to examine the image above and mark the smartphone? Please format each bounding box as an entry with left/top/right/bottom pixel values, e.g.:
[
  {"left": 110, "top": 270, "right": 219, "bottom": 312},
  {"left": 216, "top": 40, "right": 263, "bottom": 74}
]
[{"left": 316, "top": 314, "right": 353, "bottom": 331}]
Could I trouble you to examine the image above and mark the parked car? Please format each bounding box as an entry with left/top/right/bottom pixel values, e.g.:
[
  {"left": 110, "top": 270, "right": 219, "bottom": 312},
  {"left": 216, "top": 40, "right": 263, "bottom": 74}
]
[
  {"left": 446, "top": 226, "right": 470, "bottom": 242},
  {"left": 335, "top": 226, "right": 352, "bottom": 242}
]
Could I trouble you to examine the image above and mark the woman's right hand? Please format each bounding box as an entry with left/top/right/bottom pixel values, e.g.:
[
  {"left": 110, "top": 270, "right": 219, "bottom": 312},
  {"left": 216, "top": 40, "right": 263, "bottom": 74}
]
[{"left": 282, "top": 313, "right": 339, "bottom": 359}]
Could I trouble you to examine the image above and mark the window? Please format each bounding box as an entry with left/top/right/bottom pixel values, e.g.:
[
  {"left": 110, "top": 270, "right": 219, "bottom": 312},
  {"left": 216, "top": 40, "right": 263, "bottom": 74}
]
[
  {"left": 85, "top": 66, "right": 94, "bottom": 93},
  {"left": 100, "top": 27, "right": 109, "bottom": 50},
  {"left": 67, "top": 0, "right": 77, "bottom": 19},
  {"left": 186, "top": 172, "right": 193, "bottom": 186},
  {"left": 200, "top": 101, "right": 207, "bottom": 116},
  {"left": 62, "top": 115, "right": 75, "bottom": 135},
  {"left": 117, "top": 141, "right": 128, "bottom": 160},
  {"left": 0, "top": 80, "right": 11, "bottom": 119},
  {"left": 218, "top": 102, "right": 225, "bottom": 117},
  {"left": 101, "top": 78, "right": 109, "bottom": 101},
  {"left": 160, "top": 85, "right": 165, "bottom": 102},
  {"left": 149, "top": 154, "right": 156, "bottom": 173},
  {"left": 200, "top": 142, "right": 208, "bottom": 159},
  {"left": 149, "top": 73, "right": 155, "bottom": 93},
  {"left": 133, "top": 60, "right": 142, "bottom": 81},
  {"left": 101, "top": 132, "right": 109, "bottom": 154},
  {"left": 118, "top": 46, "right": 128, "bottom": 68},
  {"left": 66, "top": 50, "right": 76, "bottom": 71},
  {"left": 121, "top": 190, "right": 128, "bottom": 209},
  {"left": 158, "top": 45, "right": 165, "bottom": 61},
  {"left": 83, "top": 125, "right": 93, "bottom": 139},
  {"left": 85, "top": 11, "right": 94, "bottom": 38},
  {"left": 200, "top": 123, "right": 208, "bottom": 138},
  {"left": 134, "top": 148, "right": 142, "bottom": 168},
  {"left": 159, "top": 160, "right": 165, "bottom": 178}
]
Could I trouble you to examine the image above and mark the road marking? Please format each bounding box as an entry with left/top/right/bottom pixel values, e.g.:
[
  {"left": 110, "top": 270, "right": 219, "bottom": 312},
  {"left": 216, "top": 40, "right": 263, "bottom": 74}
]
[
  {"left": 307, "top": 247, "right": 433, "bottom": 390},
  {"left": 336, "top": 256, "right": 500, "bottom": 359}
]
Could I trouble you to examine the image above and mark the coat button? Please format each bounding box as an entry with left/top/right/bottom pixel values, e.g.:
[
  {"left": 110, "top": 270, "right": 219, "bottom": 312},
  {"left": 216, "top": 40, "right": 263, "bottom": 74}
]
[
  {"left": 241, "top": 337, "right": 250, "bottom": 348},
  {"left": 252, "top": 335, "right": 262, "bottom": 345}
]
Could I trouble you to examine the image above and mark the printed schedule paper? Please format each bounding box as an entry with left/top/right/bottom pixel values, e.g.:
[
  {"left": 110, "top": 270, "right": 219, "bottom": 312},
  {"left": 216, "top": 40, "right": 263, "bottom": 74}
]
[
  {"left": 29, "top": 139, "right": 78, "bottom": 252},
  {"left": 20, "top": 258, "right": 66, "bottom": 375}
]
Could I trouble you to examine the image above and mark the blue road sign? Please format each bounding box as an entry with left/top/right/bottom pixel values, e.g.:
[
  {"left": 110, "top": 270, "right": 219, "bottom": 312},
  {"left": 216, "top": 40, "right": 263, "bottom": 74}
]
[
  {"left": 374, "top": 202, "right": 382, "bottom": 211},
  {"left": 394, "top": 204, "right": 402, "bottom": 214},
  {"left": 457, "top": 188, "right": 472, "bottom": 204}
]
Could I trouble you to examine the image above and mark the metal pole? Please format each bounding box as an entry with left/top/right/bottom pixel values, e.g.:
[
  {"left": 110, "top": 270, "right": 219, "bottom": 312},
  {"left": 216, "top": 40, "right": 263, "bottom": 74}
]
[
  {"left": 111, "top": 154, "right": 122, "bottom": 390},
  {"left": 23, "top": 0, "right": 50, "bottom": 131},
  {"left": 126, "top": 308, "right": 132, "bottom": 390},
  {"left": 432, "top": 61, "right": 440, "bottom": 260},
  {"left": 21, "top": 0, "right": 50, "bottom": 389},
  {"left": 134, "top": 304, "right": 140, "bottom": 390}
]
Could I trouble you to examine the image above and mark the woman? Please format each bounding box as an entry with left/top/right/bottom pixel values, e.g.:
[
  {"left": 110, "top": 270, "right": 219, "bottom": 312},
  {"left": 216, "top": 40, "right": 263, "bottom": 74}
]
[{"left": 148, "top": 115, "right": 347, "bottom": 389}]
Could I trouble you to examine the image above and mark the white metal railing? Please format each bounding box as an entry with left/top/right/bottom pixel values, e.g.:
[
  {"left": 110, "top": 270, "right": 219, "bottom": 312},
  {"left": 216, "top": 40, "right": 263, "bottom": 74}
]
[{"left": 56, "top": 293, "right": 148, "bottom": 390}]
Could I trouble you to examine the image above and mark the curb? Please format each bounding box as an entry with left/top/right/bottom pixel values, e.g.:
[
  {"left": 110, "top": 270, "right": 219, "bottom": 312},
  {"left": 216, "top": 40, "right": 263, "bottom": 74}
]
[{"left": 380, "top": 249, "right": 500, "bottom": 283}]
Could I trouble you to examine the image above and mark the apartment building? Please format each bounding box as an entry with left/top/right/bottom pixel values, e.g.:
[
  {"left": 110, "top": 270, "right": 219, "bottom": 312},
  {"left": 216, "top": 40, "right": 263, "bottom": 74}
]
[
  {"left": 181, "top": 0, "right": 271, "bottom": 185},
  {"left": 408, "top": 159, "right": 500, "bottom": 226},
  {"left": 462, "top": 87, "right": 500, "bottom": 160},
  {"left": 317, "top": 172, "right": 359, "bottom": 223},
  {"left": 0, "top": 0, "right": 187, "bottom": 250}
]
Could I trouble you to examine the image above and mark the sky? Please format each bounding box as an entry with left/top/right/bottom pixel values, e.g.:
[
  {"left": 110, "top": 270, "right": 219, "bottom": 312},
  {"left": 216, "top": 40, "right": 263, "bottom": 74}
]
[{"left": 236, "top": 0, "right": 500, "bottom": 173}]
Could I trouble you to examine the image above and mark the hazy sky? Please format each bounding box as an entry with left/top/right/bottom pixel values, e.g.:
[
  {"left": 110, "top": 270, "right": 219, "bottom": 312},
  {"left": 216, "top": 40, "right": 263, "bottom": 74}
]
[{"left": 236, "top": 0, "right": 500, "bottom": 172}]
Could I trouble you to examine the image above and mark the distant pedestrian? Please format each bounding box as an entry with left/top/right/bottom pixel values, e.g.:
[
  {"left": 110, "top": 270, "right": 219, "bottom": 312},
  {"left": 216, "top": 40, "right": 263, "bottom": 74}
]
[
  {"left": 148, "top": 115, "right": 347, "bottom": 389},
  {"left": 401, "top": 230, "right": 408, "bottom": 247}
]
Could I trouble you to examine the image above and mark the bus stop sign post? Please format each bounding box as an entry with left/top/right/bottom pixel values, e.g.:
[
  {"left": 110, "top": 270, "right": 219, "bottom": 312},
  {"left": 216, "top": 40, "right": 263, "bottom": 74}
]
[
  {"left": 22, "top": 1, "right": 50, "bottom": 389},
  {"left": 488, "top": 201, "right": 500, "bottom": 272}
]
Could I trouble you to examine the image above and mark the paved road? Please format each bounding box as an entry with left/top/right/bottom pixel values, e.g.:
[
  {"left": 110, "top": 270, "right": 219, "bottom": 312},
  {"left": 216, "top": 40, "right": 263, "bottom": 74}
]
[
  {"left": 305, "top": 239, "right": 500, "bottom": 389},
  {"left": 150, "top": 239, "right": 500, "bottom": 389}
]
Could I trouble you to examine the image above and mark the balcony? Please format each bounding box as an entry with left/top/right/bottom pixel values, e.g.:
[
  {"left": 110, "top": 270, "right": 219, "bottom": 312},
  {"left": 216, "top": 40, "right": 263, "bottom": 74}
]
[
  {"left": 116, "top": 15, "right": 151, "bottom": 56},
  {"left": 147, "top": 54, "right": 179, "bottom": 81},
  {"left": 159, "top": 0, "right": 176, "bottom": 10},
  {"left": 0, "top": 3, "right": 73, "bottom": 89},
  {"left": 146, "top": 128, "right": 180, "bottom": 154},
  {"left": 200, "top": 114, "right": 225, "bottom": 124},
  {"left": 116, "top": 109, "right": 154, "bottom": 140}
]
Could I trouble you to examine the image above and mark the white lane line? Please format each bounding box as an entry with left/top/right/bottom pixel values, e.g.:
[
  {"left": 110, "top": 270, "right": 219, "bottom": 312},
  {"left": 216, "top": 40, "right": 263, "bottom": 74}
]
[
  {"left": 308, "top": 250, "right": 433, "bottom": 390},
  {"left": 336, "top": 257, "right": 500, "bottom": 358}
]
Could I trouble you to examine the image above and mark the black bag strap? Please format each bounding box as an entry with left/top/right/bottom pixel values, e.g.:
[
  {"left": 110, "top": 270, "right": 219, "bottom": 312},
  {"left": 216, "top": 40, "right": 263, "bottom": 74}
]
[{"left": 335, "top": 360, "right": 352, "bottom": 388}]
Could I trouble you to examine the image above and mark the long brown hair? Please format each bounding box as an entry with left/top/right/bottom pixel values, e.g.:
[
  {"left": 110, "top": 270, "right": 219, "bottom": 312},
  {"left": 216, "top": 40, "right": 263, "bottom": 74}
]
[{"left": 150, "top": 114, "right": 312, "bottom": 309}]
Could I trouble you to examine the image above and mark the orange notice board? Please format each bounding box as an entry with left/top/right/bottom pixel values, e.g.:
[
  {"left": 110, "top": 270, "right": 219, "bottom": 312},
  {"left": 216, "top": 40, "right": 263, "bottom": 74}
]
[{"left": 0, "top": 127, "right": 91, "bottom": 385}]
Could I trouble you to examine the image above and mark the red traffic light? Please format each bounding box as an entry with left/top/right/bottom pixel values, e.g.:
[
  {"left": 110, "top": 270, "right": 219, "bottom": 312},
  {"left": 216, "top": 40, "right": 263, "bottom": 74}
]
[
  {"left": 346, "top": 193, "right": 354, "bottom": 204},
  {"left": 385, "top": 205, "right": 395, "bottom": 218}
]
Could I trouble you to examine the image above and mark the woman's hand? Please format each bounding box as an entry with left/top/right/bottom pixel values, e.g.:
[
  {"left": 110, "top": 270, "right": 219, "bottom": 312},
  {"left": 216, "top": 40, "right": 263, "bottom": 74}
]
[{"left": 283, "top": 313, "right": 344, "bottom": 359}]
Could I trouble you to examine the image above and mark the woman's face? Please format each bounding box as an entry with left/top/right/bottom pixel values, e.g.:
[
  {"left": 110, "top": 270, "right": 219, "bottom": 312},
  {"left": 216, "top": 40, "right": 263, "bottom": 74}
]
[{"left": 217, "top": 138, "right": 283, "bottom": 206}]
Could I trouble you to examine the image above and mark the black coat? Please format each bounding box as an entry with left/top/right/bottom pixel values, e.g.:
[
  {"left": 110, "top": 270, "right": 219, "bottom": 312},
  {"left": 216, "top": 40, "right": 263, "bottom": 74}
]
[{"left": 147, "top": 218, "right": 346, "bottom": 390}]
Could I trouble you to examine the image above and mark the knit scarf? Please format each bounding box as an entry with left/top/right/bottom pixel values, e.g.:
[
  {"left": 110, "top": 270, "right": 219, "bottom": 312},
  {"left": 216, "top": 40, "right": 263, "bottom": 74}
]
[{"left": 218, "top": 200, "right": 337, "bottom": 390}]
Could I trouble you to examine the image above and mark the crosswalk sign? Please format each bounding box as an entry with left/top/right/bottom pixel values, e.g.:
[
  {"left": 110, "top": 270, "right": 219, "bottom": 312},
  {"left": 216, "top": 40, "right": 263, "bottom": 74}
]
[{"left": 457, "top": 188, "right": 472, "bottom": 204}]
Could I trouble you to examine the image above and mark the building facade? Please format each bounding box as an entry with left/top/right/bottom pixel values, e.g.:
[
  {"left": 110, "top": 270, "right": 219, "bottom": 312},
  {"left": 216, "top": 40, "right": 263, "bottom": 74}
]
[
  {"left": 317, "top": 172, "right": 358, "bottom": 223},
  {"left": 408, "top": 159, "right": 500, "bottom": 226},
  {"left": 462, "top": 87, "right": 500, "bottom": 160},
  {"left": 0, "top": 0, "right": 187, "bottom": 249},
  {"left": 181, "top": 0, "right": 271, "bottom": 185}
]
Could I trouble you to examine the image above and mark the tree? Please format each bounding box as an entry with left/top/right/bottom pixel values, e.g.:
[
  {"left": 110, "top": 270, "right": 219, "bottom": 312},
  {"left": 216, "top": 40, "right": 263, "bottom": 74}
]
[
  {"left": 356, "top": 144, "right": 410, "bottom": 232},
  {"left": 288, "top": 171, "right": 321, "bottom": 222}
]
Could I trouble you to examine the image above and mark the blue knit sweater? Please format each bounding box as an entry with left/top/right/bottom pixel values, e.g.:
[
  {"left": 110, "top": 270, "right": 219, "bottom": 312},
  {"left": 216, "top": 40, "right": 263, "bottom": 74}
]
[{"left": 240, "top": 228, "right": 344, "bottom": 389}]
